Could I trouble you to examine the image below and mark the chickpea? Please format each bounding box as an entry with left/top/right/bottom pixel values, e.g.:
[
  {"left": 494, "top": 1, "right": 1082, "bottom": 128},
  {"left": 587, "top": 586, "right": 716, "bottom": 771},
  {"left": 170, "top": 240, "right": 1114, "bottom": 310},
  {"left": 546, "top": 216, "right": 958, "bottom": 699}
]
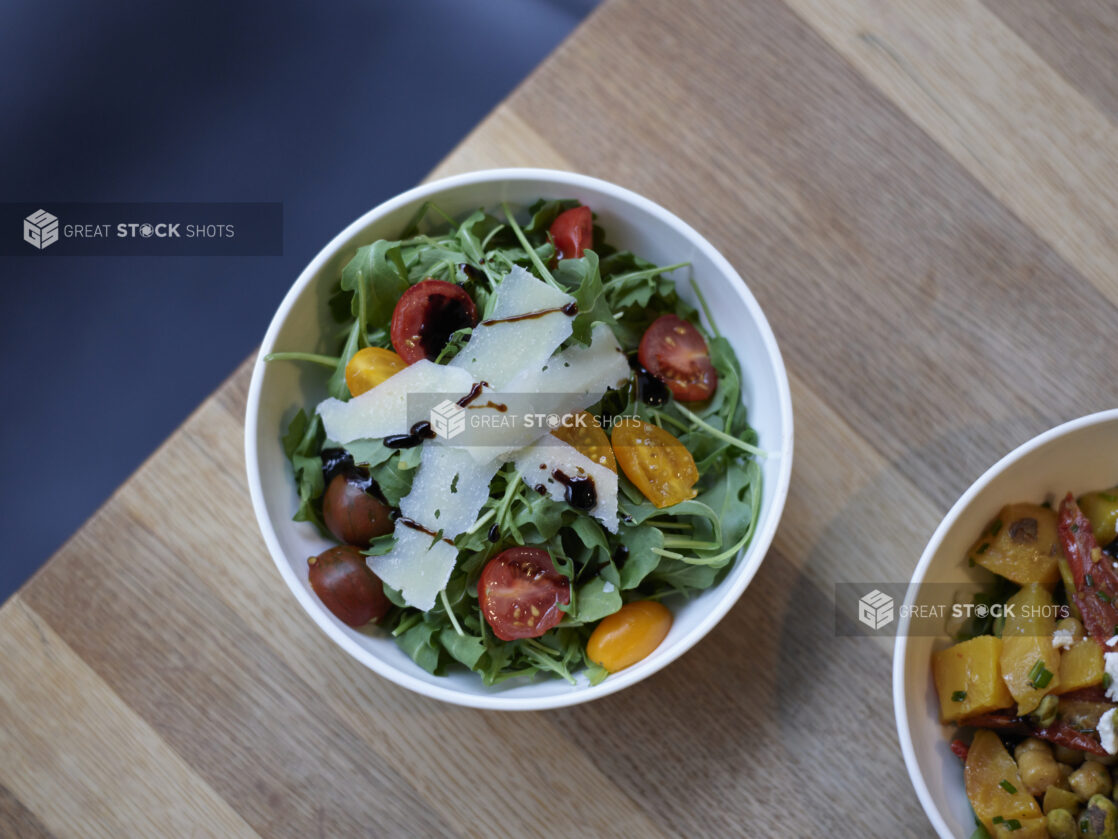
[
  {"left": 1070, "top": 761, "right": 1114, "bottom": 802},
  {"left": 1014, "top": 737, "right": 1062, "bottom": 796},
  {"left": 1054, "top": 745, "right": 1086, "bottom": 767},
  {"left": 1056, "top": 762, "right": 1074, "bottom": 790},
  {"left": 1094, "top": 751, "right": 1118, "bottom": 768},
  {"left": 1045, "top": 807, "right": 1076, "bottom": 839}
]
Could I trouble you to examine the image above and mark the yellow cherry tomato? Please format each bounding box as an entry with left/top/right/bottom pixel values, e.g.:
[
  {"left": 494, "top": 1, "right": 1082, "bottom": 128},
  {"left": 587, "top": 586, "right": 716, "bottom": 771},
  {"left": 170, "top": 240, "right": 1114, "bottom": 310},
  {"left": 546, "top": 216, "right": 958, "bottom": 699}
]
[
  {"left": 345, "top": 347, "right": 406, "bottom": 396},
  {"left": 610, "top": 418, "right": 698, "bottom": 508},
  {"left": 587, "top": 601, "right": 673, "bottom": 673},
  {"left": 551, "top": 411, "right": 616, "bottom": 473}
]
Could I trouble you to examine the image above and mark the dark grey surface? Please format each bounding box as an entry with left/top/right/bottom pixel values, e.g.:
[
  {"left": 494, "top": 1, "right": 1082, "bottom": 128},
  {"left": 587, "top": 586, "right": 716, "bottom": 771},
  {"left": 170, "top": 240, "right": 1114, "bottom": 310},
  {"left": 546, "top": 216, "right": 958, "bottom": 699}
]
[{"left": 0, "top": 0, "right": 598, "bottom": 599}]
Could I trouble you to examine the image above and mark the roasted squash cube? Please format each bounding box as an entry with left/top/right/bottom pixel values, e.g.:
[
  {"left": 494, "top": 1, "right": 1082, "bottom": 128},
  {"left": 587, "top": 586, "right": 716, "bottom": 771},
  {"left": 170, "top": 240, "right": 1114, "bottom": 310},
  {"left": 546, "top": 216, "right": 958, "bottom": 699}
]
[
  {"left": 932, "top": 635, "right": 1014, "bottom": 722},
  {"left": 991, "top": 817, "right": 1047, "bottom": 839},
  {"left": 965, "top": 730, "right": 1044, "bottom": 834},
  {"left": 968, "top": 503, "right": 1060, "bottom": 586},
  {"left": 1057, "top": 638, "right": 1104, "bottom": 694},
  {"left": 1043, "top": 786, "right": 1080, "bottom": 816},
  {"left": 1001, "top": 583, "right": 1061, "bottom": 715}
]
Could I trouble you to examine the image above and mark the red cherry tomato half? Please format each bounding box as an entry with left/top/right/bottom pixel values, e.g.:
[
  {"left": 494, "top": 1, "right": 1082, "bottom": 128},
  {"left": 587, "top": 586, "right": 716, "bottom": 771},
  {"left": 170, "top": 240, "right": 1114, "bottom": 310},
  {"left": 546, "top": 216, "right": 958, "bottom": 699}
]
[
  {"left": 549, "top": 206, "right": 593, "bottom": 260},
  {"left": 637, "top": 314, "right": 718, "bottom": 401},
  {"left": 390, "top": 279, "right": 478, "bottom": 364},
  {"left": 307, "top": 545, "right": 391, "bottom": 628},
  {"left": 478, "top": 547, "right": 571, "bottom": 641}
]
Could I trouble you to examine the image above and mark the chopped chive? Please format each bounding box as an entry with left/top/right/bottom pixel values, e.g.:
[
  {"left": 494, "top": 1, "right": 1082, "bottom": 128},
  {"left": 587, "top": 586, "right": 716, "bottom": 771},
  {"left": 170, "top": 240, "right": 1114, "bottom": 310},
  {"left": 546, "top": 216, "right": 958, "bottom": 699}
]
[
  {"left": 993, "top": 816, "right": 1004, "bottom": 824},
  {"left": 1072, "top": 523, "right": 1080, "bottom": 533},
  {"left": 1102, "top": 493, "right": 1118, "bottom": 503},
  {"left": 998, "top": 779, "right": 1017, "bottom": 794},
  {"left": 952, "top": 690, "right": 968, "bottom": 702},
  {"left": 1027, "top": 659, "right": 1054, "bottom": 689},
  {"left": 977, "top": 542, "right": 991, "bottom": 555},
  {"left": 990, "top": 519, "right": 1003, "bottom": 537},
  {"left": 1003, "top": 820, "right": 1021, "bottom": 832},
  {"left": 1087, "top": 573, "right": 1095, "bottom": 587},
  {"left": 1105, "top": 673, "right": 1112, "bottom": 689},
  {"left": 1100, "top": 590, "right": 1113, "bottom": 604}
]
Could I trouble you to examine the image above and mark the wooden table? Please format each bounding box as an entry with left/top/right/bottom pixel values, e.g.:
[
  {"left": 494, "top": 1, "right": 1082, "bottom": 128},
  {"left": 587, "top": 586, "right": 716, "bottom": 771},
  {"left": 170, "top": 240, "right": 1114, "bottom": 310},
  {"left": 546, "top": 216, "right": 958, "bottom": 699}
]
[{"left": 4, "top": 0, "right": 1116, "bottom": 836}]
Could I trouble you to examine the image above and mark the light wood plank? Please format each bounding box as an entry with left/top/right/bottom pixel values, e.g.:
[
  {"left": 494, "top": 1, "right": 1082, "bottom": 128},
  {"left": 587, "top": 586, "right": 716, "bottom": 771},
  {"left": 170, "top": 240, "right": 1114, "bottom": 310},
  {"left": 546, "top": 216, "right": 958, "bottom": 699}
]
[
  {"left": 428, "top": 108, "right": 571, "bottom": 179},
  {"left": 0, "top": 598, "right": 259, "bottom": 839},
  {"left": 782, "top": 0, "right": 1118, "bottom": 304},
  {"left": 0, "top": 781, "right": 56, "bottom": 839},
  {"left": 982, "top": 0, "right": 1118, "bottom": 121}
]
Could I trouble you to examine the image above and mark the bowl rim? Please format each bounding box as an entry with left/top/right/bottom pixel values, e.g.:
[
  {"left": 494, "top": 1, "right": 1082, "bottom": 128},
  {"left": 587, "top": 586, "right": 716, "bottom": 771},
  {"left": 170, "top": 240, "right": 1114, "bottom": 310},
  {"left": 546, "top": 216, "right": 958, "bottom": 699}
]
[
  {"left": 892, "top": 408, "right": 1118, "bottom": 836},
  {"left": 244, "top": 167, "right": 794, "bottom": 709}
]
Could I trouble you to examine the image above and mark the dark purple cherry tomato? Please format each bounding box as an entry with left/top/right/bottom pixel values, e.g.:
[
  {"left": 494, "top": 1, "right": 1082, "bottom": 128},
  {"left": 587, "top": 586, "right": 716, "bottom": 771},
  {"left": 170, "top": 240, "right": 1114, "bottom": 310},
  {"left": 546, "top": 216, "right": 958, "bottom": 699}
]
[
  {"left": 307, "top": 545, "right": 390, "bottom": 627},
  {"left": 322, "top": 472, "right": 393, "bottom": 546}
]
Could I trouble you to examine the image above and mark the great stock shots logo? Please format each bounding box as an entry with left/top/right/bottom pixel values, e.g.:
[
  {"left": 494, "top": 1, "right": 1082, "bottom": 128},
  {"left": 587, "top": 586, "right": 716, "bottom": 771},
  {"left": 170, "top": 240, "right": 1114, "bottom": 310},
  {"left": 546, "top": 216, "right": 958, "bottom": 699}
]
[
  {"left": 857, "top": 589, "right": 895, "bottom": 630},
  {"left": 7, "top": 203, "right": 283, "bottom": 255},
  {"left": 23, "top": 209, "right": 59, "bottom": 250},
  {"left": 429, "top": 399, "right": 467, "bottom": 440}
]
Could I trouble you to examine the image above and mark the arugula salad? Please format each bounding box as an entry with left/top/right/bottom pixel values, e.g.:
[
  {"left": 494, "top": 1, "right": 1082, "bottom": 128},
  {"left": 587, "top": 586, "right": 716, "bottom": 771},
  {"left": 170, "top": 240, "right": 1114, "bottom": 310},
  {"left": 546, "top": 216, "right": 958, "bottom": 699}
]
[{"left": 268, "top": 198, "right": 762, "bottom": 685}]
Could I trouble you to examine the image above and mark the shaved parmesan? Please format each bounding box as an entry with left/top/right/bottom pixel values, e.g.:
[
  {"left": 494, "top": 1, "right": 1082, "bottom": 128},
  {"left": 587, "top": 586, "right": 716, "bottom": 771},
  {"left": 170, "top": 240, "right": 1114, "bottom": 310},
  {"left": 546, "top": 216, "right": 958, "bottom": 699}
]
[
  {"left": 367, "top": 522, "right": 459, "bottom": 613},
  {"left": 449, "top": 265, "right": 575, "bottom": 389},
  {"left": 462, "top": 323, "right": 630, "bottom": 461},
  {"left": 316, "top": 359, "right": 474, "bottom": 443},
  {"left": 507, "top": 322, "right": 630, "bottom": 396},
  {"left": 399, "top": 445, "right": 499, "bottom": 538},
  {"left": 514, "top": 437, "right": 619, "bottom": 532}
]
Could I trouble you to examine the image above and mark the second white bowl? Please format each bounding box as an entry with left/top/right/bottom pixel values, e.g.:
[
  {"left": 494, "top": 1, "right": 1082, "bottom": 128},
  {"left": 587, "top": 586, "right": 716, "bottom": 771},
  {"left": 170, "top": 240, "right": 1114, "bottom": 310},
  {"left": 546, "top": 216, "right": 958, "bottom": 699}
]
[{"left": 894, "top": 409, "right": 1118, "bottom": 837}]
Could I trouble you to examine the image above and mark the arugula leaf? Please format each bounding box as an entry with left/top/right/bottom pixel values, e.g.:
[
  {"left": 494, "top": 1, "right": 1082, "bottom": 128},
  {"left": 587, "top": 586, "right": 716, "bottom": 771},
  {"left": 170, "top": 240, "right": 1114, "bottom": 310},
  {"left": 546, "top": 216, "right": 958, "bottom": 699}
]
[
  {"left": 341, "top": 240, "right": 411, "bottom": 329},
  {"left": 575, "top": 576, "right": 623, "bottom": 623},
  {"left": 326, "top": 318, "right": 362, "bottom": 401},
  {"left": 566, "top": 515, "right": 612, "bottom": 569},
  {"left": 439, "top": 627, "right": 486, "bottom": 670},
  {"left": 281, "top": 409, "right": 328, "bottom": 533},
  {"left": 553, "top": 250, "right": 618, "bottom": 345},
  {"left": 366, "top": 454, "right": 415, "bottom": 507},
  {"left": 341, "top": 438, "right": 399, "bottom": 470},
  {"left": 649, "top": 559, "right": 723, "bottom": 591},
  {"left": 396, "top": 619, "right": 442, "bottom": 674},
  {"left": 523, "top": 198, "right": 579, "bottom": 235},
  {"left": 618, "top": 524, "right": 665, "bottom": 589}
]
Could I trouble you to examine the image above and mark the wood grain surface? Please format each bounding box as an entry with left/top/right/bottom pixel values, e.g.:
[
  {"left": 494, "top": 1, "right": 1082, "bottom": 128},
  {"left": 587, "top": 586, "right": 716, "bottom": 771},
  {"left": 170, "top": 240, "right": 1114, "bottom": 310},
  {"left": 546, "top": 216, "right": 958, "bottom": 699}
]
[{"left": 3, "top": 0, "right": 1116, "bottom": 836}]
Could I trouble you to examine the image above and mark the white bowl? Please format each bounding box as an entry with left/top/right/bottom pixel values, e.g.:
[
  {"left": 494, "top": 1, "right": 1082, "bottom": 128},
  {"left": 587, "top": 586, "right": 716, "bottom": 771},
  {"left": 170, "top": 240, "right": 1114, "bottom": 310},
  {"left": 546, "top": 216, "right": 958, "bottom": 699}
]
[
  {"left": 894, "top": 409, "right": 1118, "bottom": 836},
  {"left": 245, "top": 168, "right": 793, "bottom": 709}
]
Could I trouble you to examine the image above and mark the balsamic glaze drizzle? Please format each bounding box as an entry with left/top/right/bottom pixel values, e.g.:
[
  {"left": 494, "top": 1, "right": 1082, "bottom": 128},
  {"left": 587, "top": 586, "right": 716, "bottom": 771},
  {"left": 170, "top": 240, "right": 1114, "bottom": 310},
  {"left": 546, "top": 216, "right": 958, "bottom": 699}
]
[
  {"left": 383, "top": 421, "right": 436, "bottom": 449},
  {"left": 480, "top": 301, "right": 577, "bottom": 326}
]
